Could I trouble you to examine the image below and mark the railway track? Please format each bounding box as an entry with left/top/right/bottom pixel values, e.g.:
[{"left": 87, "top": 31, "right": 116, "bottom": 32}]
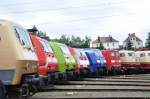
[
  {"left": 27, "top": 74, "right": 150, "bottom": 99},
  {"left": 7, "top": 74, "right": 150, "bottom": 99}
]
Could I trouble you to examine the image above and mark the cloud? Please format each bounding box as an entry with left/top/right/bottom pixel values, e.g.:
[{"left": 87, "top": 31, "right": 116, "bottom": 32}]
[{"left": 0, "top": 0, "right": 149, "bottom": 44}]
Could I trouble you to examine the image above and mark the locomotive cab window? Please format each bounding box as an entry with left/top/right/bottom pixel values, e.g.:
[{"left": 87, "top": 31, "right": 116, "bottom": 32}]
[
  {"left": 148, "top": 53, "right": 150, "bottom": 56},
  {"left": 128, "top": 53, "right": 133, "bottom": 56},
  {"left": 120, "top": 53, "right": 125, "bottom": 57},
  {"left": 81, "top": 51, "right": 86, "bottom": 57},
  {"left": 111, "top": 52, "right": 115, "bottom": 56},
  {"left": 77, "top": 50, "right": 85, "bottom": 56},
  {"left": 79, "top": 52, "right": 84, "bottom": 56},
  {"left": 60, "top": 45, "right": 71, "bottom": 55},
  {"left": 14, "top": 26, "right": 34, "bottom": 50},
  {"left": 115, "top": 52, "right": 119, "bottom": 56},
  {"left": 140, "top": 53, "right": 146, "bottom": 57},
  {"left": 94, "top": 50, "right": 101, "bottom": 58},
  {"left": 45, "top": 41, "right": 53, "bottom": 53},
  {"left": 40, "top": 39, "right": 53, "bottom": 53}
]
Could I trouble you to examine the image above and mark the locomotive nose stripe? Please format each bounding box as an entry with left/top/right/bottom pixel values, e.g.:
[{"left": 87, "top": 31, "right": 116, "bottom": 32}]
[{"left": 0, "top": 69, "right": 15, "bottom": 85}]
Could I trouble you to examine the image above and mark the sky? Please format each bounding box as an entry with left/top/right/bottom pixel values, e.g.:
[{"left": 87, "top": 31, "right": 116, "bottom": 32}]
[{"left": 0, "top": 0, "right": 150, "bottom": 44}]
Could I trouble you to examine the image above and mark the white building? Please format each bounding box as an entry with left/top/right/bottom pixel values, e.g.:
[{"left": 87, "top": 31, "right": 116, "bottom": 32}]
[
  {"left": 91, "top": 36, "right": 119, "bottom": 49},
  {"left": 123, "top": 33, "right": 143, "bottom": 49}
]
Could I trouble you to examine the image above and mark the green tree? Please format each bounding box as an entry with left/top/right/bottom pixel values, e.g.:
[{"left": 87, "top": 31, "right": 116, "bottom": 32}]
[
  {"left": 51, "top": 35, "right": 91, "bottom": 48},
  {"left": 145, "top": 32, "right": 150, "bottom": 49},
  {"left": 59, "top": 35, "right": 70, "bottom": 46},
  {"left": 96, "top": 42, "right": 105, "bottom": 50},
  {"left": 69, "top": 35, "right": 84, "bottom": 48},
  {"left": 126, "top": 39, "right": 133, "bottom": 50},
  {"left": 82, "top": 36, "right": 91, "bottom": 48}
]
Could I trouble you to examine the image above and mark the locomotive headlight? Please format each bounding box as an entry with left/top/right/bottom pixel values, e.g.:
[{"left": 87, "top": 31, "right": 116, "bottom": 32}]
[
  {"left": 71, "top": 59, "right": 76, "bottom": 63},
  {"left": 97, "top": 60, "right": 100, "bottom": 63},
  {"left": 103, "top": 60, "right": 106, "bottom": 63},
  {"left": 111, "top": 60, "right": 115, "bottom": 63},
  {"left": 53, "top": 58, "right": 57, "bottom": 63},
  {"left": 35, "top": 64, "right": 39, "bottom": 70},
  {"left": 26, "top": 63, "right": 29, "bottom": 70},
  {"left": 65, "top": 58, "right": 70, "bottom": 63}
]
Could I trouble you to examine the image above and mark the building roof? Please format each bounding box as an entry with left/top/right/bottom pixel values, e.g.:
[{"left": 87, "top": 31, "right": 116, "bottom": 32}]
[
  {"left": 124, "top": 33, "right": 142, "bottom": 42},
  {"left": 92, "top": 36, "right": 119, "bottom": 43}
]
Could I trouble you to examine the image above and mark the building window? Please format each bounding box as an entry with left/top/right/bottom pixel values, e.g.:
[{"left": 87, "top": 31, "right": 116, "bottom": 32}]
[
  {"left": 128, "top": 53, "right": 134, "bottom": 56},
  {"left": 107, "top": 43, "right": 109, "bottom": 46},
  {"left": 120, "top": 53, "right": 125, "bottom": 57},
  {"left": 112, "top": 42, "right": 115, "bottom": 46},
  {"left": 138, "top": 42, "right": 140, "bottom": 45},
  {"left": 111, "top": 52, "right": 115, "bottom": 56},
  {"left": 96, "top": 43, "right": 99, "bottom": 47},
  {"left": 140, "top": 53, "right": 146, "bottom": 57}
]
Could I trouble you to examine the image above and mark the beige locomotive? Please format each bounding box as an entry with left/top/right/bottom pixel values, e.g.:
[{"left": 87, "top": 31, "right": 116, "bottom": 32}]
[
  {"left": 119, "top": 50, "right": 140, "bottom": 69},
  {"left": 135, "top": 51, "right": 150, "bottom": 70},
  {"left": 0, "top": 20, "right": 40, "bottom": 98}
]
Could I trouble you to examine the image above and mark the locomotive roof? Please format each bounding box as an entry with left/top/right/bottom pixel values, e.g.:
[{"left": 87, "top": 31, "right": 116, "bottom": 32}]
[{"left": 0, "top": 19, "right": 25, "bottom": 30}]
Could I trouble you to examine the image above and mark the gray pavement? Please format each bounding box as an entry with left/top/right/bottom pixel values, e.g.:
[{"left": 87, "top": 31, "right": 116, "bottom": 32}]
[
  {"left": 30, "top": 91, "right": 150, "bottom": 99},
  {"left": 29, "top": 74, "right": 150, "bottom": 99},
  {"left": 59, "top": 80, "right": 150, "bottom": 86}
]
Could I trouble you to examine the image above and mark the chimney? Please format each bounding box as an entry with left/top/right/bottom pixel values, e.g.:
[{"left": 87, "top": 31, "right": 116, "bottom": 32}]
[
  {"left": 110, "top": 37, "right": 113, "bottom": 41},
  {"left": 128, "top": 33, "right": 131, "bottom": 36},
  {"left": 108, "top": 35, "right": 112, "bottom": 41}
]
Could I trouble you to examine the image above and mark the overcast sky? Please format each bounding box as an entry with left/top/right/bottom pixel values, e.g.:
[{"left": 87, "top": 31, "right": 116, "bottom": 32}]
[{"left": 0, "top": 0, "right": 150, "bottom": 44}]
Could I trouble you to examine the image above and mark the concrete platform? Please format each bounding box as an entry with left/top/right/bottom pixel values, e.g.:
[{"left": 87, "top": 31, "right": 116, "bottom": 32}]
[
  {"left": 55, "top": 81, "right": 150, "bottom": 86},
  {"left": 83, "top": 78, "right": 150, "bottom": 83},
  {"left": 30, "top": 91, "right": 150, "bottom": 99},
  {"left": 29, "top": 74, "right": 150, "bottom": 99},
  {"left": 42, "top": 85, "right": 150, "bottom": 91},
  {"left": 110, "top": 76, "right": 150, "bottom": 80},
  {"left": 125, "top": 74, "right": 150, "bottom": 77}
]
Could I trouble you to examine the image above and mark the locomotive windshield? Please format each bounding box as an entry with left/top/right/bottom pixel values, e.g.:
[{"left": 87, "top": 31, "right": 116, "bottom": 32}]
[
  {"left": 14, "top": 26, "right": 34, "bottom": 50},
  {"left": 94, "top": 50, "right": 104, "bottom": 58},
  {"left": 60, "top": 45, "right": 71, "bottom": 55},
  {"left": 128, "top": 52, "right": 135, "bottom": 57},
  {"left": 40, "top": 39, "right": 53, "bottom": 53},
  {"left": 140, "top": 53, "right": 146, "bottom": 57},
  {"left": 120, "top": 53, "right": 125, "bottom": 57},
  {"left": 45, "top": 41, "right": 53, "bottom": 53},
  {"left": 77, "top": 50, "right": 86, "bottom": 57},
  {"left": 111, "top": 51, "right": 119, "bottom": 57}
]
